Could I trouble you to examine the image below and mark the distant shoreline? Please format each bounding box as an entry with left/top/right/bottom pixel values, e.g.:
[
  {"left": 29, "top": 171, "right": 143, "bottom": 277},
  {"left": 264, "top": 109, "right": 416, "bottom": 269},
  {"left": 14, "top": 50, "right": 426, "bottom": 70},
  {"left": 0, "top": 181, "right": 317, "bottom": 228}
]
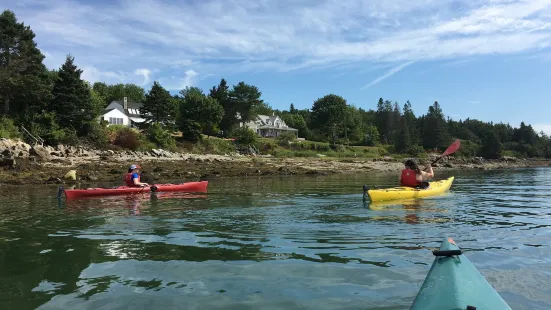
[{"left": 1, "top": 144, "right": 549, "bottom": 186}]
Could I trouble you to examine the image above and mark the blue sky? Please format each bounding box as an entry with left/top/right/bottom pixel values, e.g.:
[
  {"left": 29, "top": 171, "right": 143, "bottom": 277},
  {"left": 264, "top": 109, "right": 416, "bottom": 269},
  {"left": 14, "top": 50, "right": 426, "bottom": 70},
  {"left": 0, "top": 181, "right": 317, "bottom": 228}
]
[{"left": 5, "top": 0, "right": 551, "bottom": 134}]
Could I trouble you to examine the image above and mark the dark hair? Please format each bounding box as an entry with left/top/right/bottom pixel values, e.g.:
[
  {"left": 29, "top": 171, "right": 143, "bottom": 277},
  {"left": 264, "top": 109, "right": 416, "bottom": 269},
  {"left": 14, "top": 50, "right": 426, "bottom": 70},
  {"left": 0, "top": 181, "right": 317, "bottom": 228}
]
[
  {"left": 128, "top": 168, "right": 133, "bottom": 173},
  {"left": 405, "top": 159, "right": 421, "bottom": 174}
]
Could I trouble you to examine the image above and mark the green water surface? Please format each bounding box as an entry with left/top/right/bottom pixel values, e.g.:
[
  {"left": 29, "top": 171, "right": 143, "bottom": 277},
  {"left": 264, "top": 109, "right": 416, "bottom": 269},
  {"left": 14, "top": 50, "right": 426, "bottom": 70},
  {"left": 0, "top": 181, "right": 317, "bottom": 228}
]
[{"left": 0, "top": 168, "right": 550, "bottom": 309}]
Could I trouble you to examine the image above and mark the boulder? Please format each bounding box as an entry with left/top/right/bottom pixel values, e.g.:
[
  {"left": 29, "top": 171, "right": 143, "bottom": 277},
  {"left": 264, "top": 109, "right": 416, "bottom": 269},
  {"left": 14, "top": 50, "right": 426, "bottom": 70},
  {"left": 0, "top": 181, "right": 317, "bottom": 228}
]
[{"left": 30, "top": 145, "right": 52, "bottom": 160}]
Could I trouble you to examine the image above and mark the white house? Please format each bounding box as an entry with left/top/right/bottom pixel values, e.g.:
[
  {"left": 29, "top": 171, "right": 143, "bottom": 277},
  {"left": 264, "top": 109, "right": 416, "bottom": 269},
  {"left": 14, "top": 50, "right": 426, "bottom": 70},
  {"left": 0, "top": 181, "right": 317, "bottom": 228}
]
[
  {"left": 101, "top": 97, "right": 147, "bottom": 127},
  {"left": 240, "top": 113, "right": 298, "bottom": 138}
]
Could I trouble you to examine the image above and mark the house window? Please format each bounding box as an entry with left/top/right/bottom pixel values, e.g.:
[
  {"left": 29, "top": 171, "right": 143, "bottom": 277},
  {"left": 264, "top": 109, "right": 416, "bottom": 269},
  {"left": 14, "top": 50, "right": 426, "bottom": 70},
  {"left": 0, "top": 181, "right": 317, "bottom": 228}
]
[{"left": 109, "top": 117, "right": 124, "bottom": 125}]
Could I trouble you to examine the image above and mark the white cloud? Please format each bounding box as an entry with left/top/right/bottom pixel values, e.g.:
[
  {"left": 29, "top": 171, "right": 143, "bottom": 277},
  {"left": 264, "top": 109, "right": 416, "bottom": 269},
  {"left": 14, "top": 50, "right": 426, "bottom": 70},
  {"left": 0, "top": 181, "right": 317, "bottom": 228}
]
[
  {"left": 363, "top": 61, "right": 415, "bottom": 89},
  {"left": 134, "top": 68, "right": 151, "bottom": 85},
  {"left": 534, "top": 124, "right": 551, "bottom": 135},
  {"left": 161, "top": 70, "right": 199, "bottom": 91},
  {"left": 81, "top": 66, "right": 101, "bottom": 83},
  {"left": 6, "top": 0, "right": 551, "bottom": 86}
]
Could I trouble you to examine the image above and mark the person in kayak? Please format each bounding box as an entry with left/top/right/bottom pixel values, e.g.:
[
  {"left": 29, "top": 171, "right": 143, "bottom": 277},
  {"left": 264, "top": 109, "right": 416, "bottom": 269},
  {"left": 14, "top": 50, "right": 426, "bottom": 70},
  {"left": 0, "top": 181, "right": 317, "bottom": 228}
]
[
  {"left": 400, "top": 159, "right": 433, "bottom": 189},
  {"left": 124, "top": 164, "right": 149, "bottom": 187}
]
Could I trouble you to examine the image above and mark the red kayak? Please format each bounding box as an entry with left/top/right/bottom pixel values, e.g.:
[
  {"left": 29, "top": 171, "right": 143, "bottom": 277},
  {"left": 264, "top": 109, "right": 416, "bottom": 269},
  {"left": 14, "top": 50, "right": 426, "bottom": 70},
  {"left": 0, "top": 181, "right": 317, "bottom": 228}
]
[{"left": 60, "top": 181, "right": 208, "bottom": 199}]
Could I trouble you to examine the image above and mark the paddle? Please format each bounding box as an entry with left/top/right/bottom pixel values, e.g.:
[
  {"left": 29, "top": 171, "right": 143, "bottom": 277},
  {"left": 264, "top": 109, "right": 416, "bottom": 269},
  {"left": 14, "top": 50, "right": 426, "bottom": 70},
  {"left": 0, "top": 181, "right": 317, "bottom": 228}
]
[{"left": 424, "top": 139, "right": 461, "bottom": 170}]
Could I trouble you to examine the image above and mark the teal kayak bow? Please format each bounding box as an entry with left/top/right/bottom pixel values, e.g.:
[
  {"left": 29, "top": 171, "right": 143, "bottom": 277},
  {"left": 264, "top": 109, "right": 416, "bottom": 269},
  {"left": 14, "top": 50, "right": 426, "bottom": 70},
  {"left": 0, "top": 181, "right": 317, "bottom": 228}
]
[{"left": 411, "top": 237, "right": 511, "bottom": 310}]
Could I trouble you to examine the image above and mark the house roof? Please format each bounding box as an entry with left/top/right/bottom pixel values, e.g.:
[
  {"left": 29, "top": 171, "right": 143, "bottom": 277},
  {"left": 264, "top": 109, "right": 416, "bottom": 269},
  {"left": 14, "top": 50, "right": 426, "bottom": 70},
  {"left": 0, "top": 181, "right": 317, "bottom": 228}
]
[
  {"left": 258, "top": 125, "right": 298, "bottom": 131},
  {"left": 105, "top": 100, "right": 146, "bottom": 119}
]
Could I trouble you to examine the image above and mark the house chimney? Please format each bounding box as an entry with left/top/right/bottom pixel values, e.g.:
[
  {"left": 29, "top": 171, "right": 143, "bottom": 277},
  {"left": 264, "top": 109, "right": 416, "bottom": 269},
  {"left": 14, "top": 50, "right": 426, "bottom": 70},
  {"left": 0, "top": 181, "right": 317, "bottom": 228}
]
[
  {"left": 272, "top": 112, "right": 275, "bottom": 116},
  {"left": 123, "top": 97, "right": 128, "bottom": 110}
]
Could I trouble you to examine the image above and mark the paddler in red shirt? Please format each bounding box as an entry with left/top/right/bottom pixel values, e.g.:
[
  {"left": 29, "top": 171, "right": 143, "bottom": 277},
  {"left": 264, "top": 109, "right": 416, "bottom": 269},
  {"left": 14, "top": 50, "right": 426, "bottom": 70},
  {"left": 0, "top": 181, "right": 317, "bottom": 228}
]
[
  {"left": 400, "top": 159, "right": 433, "bottom": 189},
  {"left": 124, "top": 164, "right": 150, "bottom": 187}
]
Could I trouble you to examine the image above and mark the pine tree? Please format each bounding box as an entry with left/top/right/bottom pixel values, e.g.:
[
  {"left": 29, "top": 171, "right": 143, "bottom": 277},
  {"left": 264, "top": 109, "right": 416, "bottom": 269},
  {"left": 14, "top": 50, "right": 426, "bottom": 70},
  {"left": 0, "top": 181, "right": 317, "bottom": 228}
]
[
  {"left": 422, "top": 101, "right": 451, "bottom": 150},
  {"left": 141, "top": 81, "right": 175, "bottom": 125},
  {"left": 209, "top": 78, "right": 234, "bottom": 135},
  {"left": 50, "top": 55, "right": 94, "bottom": 132},
  {"left": 403, "top": 100, "right": 420, "bottom": 145},
  {"left": 0, "top": 10, "right": 52, "bottom": 123},
  {"left": 394, "top": 116, "right": 411, "bottom": 154}
]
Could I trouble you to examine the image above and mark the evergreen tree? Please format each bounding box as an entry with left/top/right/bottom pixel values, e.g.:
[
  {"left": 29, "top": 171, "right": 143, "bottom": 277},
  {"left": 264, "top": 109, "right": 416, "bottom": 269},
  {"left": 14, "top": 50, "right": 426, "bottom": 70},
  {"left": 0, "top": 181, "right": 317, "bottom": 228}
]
[
  {"left": 289, "top": 103, "right": 297, "bottom": 114},
  {"left": 141, "top": 81, "right": 175, "bottom": 125},
  {"left": 394, "top": 116, "right": 411, "bottom": 154},
  {"left": 480, "top": 130, "right": 502, "bottom": 159},
  {"left": 209, "top": 78, "right": 234, "bottom": 135},
  {"left": 403, "top": 100, "right": 420, "bottom": 145},
  {"left": 422, "top": 101, "right": 451, "bottom": 150},
  {"left": 177, "top": 87, "right": 224, "bottom": 141},
  {"left": 229, "top": 81, "right": 263, "bottom": 124},
  {"left": 50, "top": 55, "right": 94, "bottom": 132},
  {"left": 0, "top": 10, "right": 52, "bottom": 123}
]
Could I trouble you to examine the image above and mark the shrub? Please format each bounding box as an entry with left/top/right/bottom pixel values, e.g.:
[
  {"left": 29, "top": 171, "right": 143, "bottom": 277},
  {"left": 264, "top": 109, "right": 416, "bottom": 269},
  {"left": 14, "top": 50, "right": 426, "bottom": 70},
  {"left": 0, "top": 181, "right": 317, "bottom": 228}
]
[
  {"left": 233, "top": 127, "right": 257, "bottom": 146},
  {"left": 276, "top": 132, "right": 297, "bottom": 146},
  {"left": 109, "top": 127, "right": 142, "bottom": 150},
  {"left": 146, "top": 123, "right": 176, "bottom": 149},
  {"left": 82, "top": 122, "right": 109, "bottom": 147},
  {"left": 0, "top": 117, "right": 21, "bottom": 139},
  {"left": 192, "top": 137, "right": 236, "bottom": 154}
]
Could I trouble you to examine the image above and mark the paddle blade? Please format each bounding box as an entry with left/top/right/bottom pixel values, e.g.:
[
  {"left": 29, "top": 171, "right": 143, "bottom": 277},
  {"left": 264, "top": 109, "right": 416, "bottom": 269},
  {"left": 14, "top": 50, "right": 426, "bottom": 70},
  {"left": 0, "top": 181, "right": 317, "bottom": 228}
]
[{"left": 442, "top": 139, "right": 461, "bottom": 156}]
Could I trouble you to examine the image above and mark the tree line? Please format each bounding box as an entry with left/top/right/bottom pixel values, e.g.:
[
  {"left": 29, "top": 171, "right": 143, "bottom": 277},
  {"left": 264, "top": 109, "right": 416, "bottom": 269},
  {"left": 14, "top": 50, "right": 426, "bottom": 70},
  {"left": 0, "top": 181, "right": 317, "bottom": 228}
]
[{"left": 1, "top": 9, "right": 550, "bottom": 158}]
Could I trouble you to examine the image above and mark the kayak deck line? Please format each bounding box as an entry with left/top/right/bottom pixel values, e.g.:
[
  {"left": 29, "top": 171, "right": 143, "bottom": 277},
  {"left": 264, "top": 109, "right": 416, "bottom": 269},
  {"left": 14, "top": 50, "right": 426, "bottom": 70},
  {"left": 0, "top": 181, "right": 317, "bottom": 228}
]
[{"left": 410, "top": 237, "right": 512, "bottom": 310}]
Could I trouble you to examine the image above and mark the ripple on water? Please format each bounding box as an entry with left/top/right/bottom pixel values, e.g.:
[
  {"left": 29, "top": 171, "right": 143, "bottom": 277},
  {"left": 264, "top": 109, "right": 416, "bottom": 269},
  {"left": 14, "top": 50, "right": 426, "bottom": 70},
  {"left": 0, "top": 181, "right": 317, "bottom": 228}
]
[{"left": 1, "top": 169, "right": 551, "bottom": 309}]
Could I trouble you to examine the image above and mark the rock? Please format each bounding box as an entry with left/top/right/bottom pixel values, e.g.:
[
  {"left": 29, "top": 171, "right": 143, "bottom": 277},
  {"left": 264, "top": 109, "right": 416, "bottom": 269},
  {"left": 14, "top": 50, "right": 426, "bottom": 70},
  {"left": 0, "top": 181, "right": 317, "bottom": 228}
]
[
  {"left": 153, "top": 167, "right": 163, "bottom": 172},
  {"left": 0, "top": 157, "right": 16, "bottom": 169},
  {"left": 444, "top": 163, "right": 453, "bottom": 168},
  {"left": 30, "top": 145, "right": 52, "bottom": 160},
  {"left": 45, "top": 177, "right": 62, "bottom": 184},
  {"left": 81, "top": 174, "right": 98, "bottom": 181}
]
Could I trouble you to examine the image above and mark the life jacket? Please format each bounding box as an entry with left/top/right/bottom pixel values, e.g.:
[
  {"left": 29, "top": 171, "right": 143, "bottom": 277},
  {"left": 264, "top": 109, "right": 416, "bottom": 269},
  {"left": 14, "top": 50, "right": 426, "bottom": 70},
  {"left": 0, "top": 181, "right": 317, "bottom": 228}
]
[
  {"left": 124, "top": 173, "right": 140, "bottom": 187},
  {"left": 400, "top": 169, "right": 421, "bottom": 187}
]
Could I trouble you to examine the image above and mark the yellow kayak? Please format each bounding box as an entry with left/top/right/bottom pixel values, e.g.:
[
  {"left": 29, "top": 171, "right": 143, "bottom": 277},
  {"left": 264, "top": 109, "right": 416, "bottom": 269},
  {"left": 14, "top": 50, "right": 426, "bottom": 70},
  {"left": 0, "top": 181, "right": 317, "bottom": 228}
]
[{"left": 366, "top": 177, "right": 455, "bottom": 202}]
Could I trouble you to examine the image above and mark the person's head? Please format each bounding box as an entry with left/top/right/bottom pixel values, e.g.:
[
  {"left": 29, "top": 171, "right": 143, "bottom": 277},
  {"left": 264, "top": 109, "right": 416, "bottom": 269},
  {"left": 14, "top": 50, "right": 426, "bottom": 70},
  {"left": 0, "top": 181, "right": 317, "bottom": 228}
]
[
  {"left": 128, "top": 164, "right": 141, "bottom": 173},
  {"left": 404, "top": 159, "right": 420, "bottom": 173}
]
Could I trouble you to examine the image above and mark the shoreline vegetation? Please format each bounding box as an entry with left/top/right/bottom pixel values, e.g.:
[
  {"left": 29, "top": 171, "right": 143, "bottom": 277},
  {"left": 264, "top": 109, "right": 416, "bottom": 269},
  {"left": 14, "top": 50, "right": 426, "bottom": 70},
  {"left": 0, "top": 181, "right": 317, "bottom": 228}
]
[
  {"left": 2, "top": 9, "right": 551, "bottom": 186},
  {"left": 1, "top": 137, "right": 550, "bottom": 186}
]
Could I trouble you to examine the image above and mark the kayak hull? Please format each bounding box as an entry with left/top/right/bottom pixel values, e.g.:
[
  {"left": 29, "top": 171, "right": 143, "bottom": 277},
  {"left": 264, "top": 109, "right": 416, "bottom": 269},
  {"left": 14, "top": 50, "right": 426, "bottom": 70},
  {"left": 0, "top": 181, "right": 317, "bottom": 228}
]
[
  {"left": 410, "top": 237, "right": 511, "bottom": 310},
  {"left": 63, "top": 181, "right": 208, "bottom": 199},
  {"left": 367, "top": 177, "right": 454, "bottom": 202}
]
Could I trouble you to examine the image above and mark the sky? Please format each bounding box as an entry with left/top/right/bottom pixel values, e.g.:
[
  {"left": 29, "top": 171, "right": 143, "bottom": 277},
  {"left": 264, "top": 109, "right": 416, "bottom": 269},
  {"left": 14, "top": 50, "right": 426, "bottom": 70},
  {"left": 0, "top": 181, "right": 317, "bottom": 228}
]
[{"left": 4, "top": 0, "right": 551, "bottom": 134}]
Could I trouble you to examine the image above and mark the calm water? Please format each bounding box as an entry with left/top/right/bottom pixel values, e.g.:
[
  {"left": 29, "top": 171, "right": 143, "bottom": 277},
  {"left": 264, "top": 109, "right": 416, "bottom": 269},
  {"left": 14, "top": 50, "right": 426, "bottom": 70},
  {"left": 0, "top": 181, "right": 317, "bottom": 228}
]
[{"left": 1, "top": 168, "right": 551, "bottom": 309}]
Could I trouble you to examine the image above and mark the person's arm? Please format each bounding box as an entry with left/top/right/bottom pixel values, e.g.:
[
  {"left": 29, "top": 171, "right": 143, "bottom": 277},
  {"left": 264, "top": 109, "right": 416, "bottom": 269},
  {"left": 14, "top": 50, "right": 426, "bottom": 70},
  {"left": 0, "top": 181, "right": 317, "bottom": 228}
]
[
  {"left": 423, "top": 164, "right": 434, "bottom": 180},
  {"left": 132, "top": 174, "right": 149, "bottom": 186}
]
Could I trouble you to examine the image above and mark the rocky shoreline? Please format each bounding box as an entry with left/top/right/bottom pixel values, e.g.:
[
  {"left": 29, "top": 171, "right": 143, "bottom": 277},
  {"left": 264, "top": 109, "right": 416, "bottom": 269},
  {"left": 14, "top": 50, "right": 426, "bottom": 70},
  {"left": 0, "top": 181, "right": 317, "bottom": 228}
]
[{"left": 1, "top": 138, "right": 550, "bottom": 186}]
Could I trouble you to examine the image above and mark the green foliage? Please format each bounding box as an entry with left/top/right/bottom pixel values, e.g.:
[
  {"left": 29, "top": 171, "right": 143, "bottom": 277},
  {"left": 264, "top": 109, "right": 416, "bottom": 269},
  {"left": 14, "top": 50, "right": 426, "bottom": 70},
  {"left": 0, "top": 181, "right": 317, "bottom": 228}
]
[
  {"left": 0, "top": 10, "right": 52, "bottom": 123},
  {"left": 229, "top": 81, "right": 263, "bottom": 124},
  {"left": 280, "top": 113, "right": 309, "bottom": 138},
  {"left": 276, "top": 132, "right": 297, "bottom": 146},
  {"left": 364, "top": 125, "right": 380, "bottom": 146},
  {"left": 146, "top": 122, "right": 176, "bottom": 149},
  {"left": 233, "top": 127, "right": 257, "bottom": 145},
  {"left": 189, "top": 137, "right": 236, "bottom": 155},
  {"left": 421, "top": 101, "right": 451, "bottom": 151},
  {"left": 0, "top": 116, "right": 21, "bottom": 139},
  {"left": 82, "top": 121, "right": 109, "bottom": 147},
  {"left": 108, "top": 126, "right": 142, "bottom": 151},
  {"left": 141, "top": 81, "right": 175, "bottom": 125},
  {"left": 479, "top": 130, "right": 503, "bottom": 159},
  {"left": 310, "top": 94, "right": 348, "bottom": 143},
  {"left": 177, "top": 87, "right": 224, "bottom": 141},
  {"left": 50, "top": 55, "right": 95, "bottom": 134}
]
